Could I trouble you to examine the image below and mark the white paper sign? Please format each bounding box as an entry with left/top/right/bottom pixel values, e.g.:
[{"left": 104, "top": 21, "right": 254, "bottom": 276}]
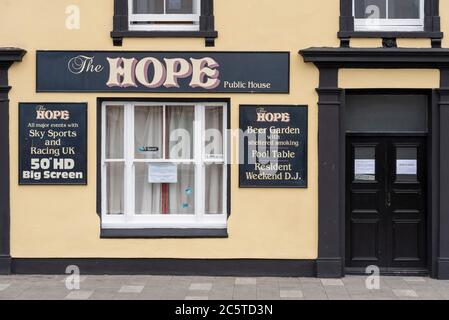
[
  {"left": 397, "top": 160, "right": 417, "bottom": 175},
  {"left": 355, "top": 159, "right": 375, "bottom": 175},
  {"left": 148, "top": 163, "right": 178, "bottom": 183}
]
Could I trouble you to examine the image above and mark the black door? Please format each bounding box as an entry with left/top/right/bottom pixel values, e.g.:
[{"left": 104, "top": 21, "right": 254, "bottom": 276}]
[{"left": 346, "top": 136, "right": 427, "bottom": 272}]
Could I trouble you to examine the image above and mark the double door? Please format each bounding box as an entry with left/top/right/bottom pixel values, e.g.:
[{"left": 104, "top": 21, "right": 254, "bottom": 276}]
[{"left": 346, "top": 136, "right": 427, "bottom": 271}]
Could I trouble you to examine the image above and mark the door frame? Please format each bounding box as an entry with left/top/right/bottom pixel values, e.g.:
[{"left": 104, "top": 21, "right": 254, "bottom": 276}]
[
  {"left": 342, "top": 89, "right": 438, "bottom": 277},
  {"left": 345, "top": 133, "right": 430, "bottom": 275}
]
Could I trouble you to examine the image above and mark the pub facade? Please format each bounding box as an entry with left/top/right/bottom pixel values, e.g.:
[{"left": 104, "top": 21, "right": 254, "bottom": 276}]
[{"left": 1, "top": 0, "right": 449, "bottom": 279}]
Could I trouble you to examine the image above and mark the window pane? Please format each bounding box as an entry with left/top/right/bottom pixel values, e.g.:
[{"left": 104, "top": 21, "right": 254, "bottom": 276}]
[
  {"left": 106, "top": 162, "right": 124, "bottom": 215},
  {"left": 354, "top": 0, "right": 387, "bottom": 19},
  {"left": 396, "top": 147, "right": 418, "bottom": 182},
  {"left": 389, "top": 0, "right": 420, "bottom": 19},
  {"left": 135, "top": 106, "right": 163, "bottom": 159},
  {"left": 168, "top": 164, "right": 195, "bottom": 214},
  {"left": 166, "top": 0, "right": 194, "bottom": 14},
  {"left": 133, "top": 0, "right": 164, "bottom": 14},
  {"left": 135, "top": 163, "right": 195, "bottom": 215},
  {"left": 106, "top": 106, "right": 124, "bottom": 159},
  {"left": 205, "top": 106, "right": 224, "bottom": 160},
  {"left": 354, "top": 147, "right": 376, "bottom": 182},
  {"left": 166, "top": 106, "right": 194, "bottom": 160},
  {"left": 205, "top": 164, "right": 224, "bottom": 215},
  {"left": 135, "top": 163, "right": 162, "bottom": 215}
]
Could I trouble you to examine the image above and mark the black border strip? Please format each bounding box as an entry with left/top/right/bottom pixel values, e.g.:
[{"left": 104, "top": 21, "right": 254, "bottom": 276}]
[
  {"left": 11, "top": 258, "right": 315, "bottom": 276},
  {"left": 101, "top": 228, "right": 228, "bottom": 239}
]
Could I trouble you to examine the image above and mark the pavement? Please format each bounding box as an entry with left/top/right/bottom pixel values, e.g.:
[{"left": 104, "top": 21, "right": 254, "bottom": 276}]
[{"left": 0, "top": 275, "right": 449, "bottom": 300}]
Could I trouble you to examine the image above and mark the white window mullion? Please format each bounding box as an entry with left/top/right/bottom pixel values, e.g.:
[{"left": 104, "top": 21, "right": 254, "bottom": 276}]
[
  {"left": 124, "top": 103, "right": 134, "bottom": 220},
  {"left": 195, "top": 104, "right": 205, "bottom": 221},
  {"left": 386, "top": 0, "right": 389, "bottom": 19},
  {"left": 163, "top": 105, "right": 167, "bottom": 160},
  {"left": 101, "top": 103, "right": 107, "bottom": 218},
  {"left": 223, "top": 103, "right": 228, "bottom": 215}
]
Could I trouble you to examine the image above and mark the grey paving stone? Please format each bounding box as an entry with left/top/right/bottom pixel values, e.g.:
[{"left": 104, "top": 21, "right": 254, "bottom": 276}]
[
  {"left": 185, "top": 296, "right": 209, "bottom": 300},
  {"left": 278, "top": 278, "right": 301, "bottom": 286},
  {"left": 327, "top": 293, "right": 351, "bottom": 300},
  {"left": 119, "top": 285, "right": 144, "bottom": 293},
  {"left": 0, "top": 284, "right": 10, "bottom": 291},
  {"left": 209, "top": 289, "right": 234, "bottom": 300},
  {"left": 393, "top": 289, "right": 419, "bottom": 298},
  {"left": 189, "top": 283, "right": 213, "bottom": 291},
  {"left": 233, "top": 287, "right": 257, "bottom": 300},
  {"left": 280, "top": 290, "right": 303, "bottom": 298},
  {"left": 303, "top": 292, "right": 328, "bottom": 300},
  {"left": 321, "top": 279, "right": 344, "bottom": 286},
  {"left": 65, "top": 290, "right": 93, "bottom": 300},
  {"left": 235, "top": 278, "right": 257, "bottom": 285},
  {"left": 256, "top": 277, "right": 279, "bottom": 285},
  {"left": 402, "top": 277, "right": 426, "bottom": 283},
  {"left": 299, "top": 277, "right": 322, "bottom": 283},
  {"left": 256, "top": 292, "right": 281, "bottom": 300}
]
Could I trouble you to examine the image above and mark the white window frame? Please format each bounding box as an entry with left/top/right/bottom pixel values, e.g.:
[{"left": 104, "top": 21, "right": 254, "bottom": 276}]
[
  {"left": 101, "top": 101, "right": 228, "bottom": 230},
  {"left": 128, "top": 0, "right": 201, "bottom": 31},
  {"left": 353, "top": 0, "right": 425, "bottom": 32}
]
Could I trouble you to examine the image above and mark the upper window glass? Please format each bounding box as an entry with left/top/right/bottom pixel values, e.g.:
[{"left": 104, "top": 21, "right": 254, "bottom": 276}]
[
  {"left": 129, "top": 0, "right": 200, "bottom": 31},
  {"left": 353, "top": 0, "right": 424, "bottom": 32}
]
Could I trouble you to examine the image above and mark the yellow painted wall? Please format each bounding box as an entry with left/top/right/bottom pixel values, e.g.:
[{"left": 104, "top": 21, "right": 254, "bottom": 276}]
[{"left": 0, "top": 0, "right": 445, "bottom": 259}]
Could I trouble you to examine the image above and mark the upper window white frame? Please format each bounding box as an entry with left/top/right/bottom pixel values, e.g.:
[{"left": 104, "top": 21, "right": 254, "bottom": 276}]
[
  {"left": 353, "top": 0, "right": 425, "bottom": 32},
  {"left": 101, "top": 101, "right": 228, "bottom": 230},
  {"left": 128, "top": 0, "right": 201, "bottom": 32}
]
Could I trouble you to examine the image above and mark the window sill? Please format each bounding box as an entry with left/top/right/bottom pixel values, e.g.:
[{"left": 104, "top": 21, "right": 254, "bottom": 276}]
[
  {"left": 101, "top": 228, "right": 228, "bottom": 239},
  {"left": 111, "top": 30, "right": 218, "bottom": 46},
  {"left": 338, "top": 31, "right": 443, "bottom": 39}
]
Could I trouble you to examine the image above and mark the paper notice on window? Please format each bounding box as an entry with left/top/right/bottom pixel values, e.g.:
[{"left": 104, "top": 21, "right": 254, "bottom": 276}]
[
  {"left": 355, "top": 159, "right": 375, "bottom": 175},
  {"left": 397, "top": 160, "right": 417, "bottom": 175},
  {"left": 148, "top": 163, "right": 178, "bottom": 183}
]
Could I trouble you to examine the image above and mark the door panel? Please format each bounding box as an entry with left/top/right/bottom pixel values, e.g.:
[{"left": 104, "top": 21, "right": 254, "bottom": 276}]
[{"left": 346, "top": 136, "right": 427, "bottom": 271}]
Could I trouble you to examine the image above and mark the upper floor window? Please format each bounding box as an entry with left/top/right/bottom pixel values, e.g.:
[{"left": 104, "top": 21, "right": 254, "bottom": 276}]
[
  {"left": 129, "top": 0, "right": 201, "bottom": 31},
  {"left": 353, "top": 0, "right": 424, "bottom": 32},
  {"left": 339, "top": 0, "right": 442, "bottom": 47},
  {"left": 112, "top": 0, "right": 217, "bottom": 46}
]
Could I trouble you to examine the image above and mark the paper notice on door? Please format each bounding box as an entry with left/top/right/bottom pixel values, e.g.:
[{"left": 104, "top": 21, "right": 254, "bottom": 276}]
[
  {"left": 148, "top": 163, "right": 178, "bottom": 183},
  {"left": 355, "top": 159, "right": 375, "bottom": 175},
  {"left": 397, "top": 159, "right": 417, "bottom": 175}
]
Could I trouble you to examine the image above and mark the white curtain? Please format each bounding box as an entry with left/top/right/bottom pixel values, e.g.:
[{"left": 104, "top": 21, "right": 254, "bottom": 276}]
[
  {"left": 135, "top": 106, "right": 163, "bottom": 215},
  {"left": 106, "top": 106, "right": 124, "bottom": 215},
  {"left": 205, "top": 107, "right": 223, "bottom": 215},
  {"left": 167, "top": 106, "right": 195, "bottom": 214},
  {"left": 205, "top": 165, "right": 223, "bottom": 214}
]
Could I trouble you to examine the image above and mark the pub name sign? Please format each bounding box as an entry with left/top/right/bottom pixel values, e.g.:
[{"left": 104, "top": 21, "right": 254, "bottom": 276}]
[{"left": 37, "top": 51, "right": 290, "bottom": 93}]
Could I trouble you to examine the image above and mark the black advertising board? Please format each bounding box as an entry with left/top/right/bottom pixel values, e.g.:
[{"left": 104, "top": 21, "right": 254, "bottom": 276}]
[
  {"left": 19, "top": 103, "right": 87, "bottom": 185},
  {"left": 239, "top": 105, "right": 308, "bottom": 188},
  {"left": 36, "top": 51, "right": 289, "bottom": 93}
]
